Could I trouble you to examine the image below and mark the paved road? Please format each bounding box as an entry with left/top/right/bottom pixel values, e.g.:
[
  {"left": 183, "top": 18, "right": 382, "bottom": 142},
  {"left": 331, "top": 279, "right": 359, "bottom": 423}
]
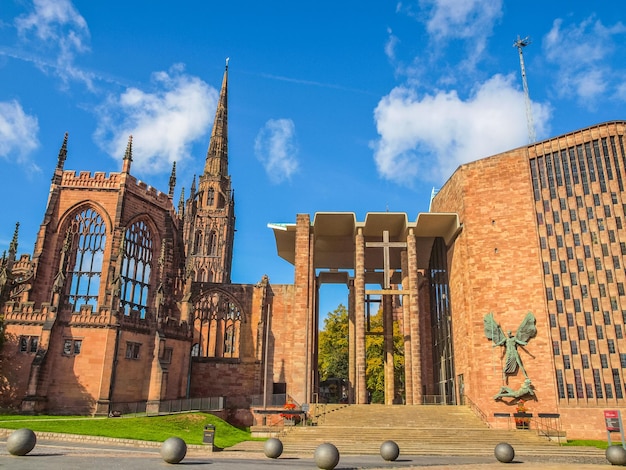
[{"left": 0, "top": 438, "right": 614, "bottom": 469}]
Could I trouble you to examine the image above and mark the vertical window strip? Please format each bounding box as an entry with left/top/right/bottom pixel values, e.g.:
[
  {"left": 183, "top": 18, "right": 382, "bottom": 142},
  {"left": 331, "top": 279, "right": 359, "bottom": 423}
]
[
  {"left": 530, "top": 159, "right": 540, "bottom": 201},
  {"left": 585, "top": 142, "right": 597, "bottom": 183},
  {"left": 599, "top": 138, "right": 613, "bottom": 180},
  {"left": 614, "top": 369, "right": 623, "bottom": 399},
  {"left": 593, "top": 369, "right": 604, "bottom": 398},
  {"left": 537, "top": 156, "right": 547, "bottom": 189},
  {"left": 577, "top": 145, "right": 590, "bottom": 194},
  {"left": 556, "top": 369, "right": 566, "bottom": 399},
  {"left": 553, "top": 151, "right": 563, "bottom": 186},
  {"left": 614, "top": 136, "right": 626, "bottom": 178},
  {"left": 606, "top": 137, "right": 623, "bottom": 190},
  {"left": 594, "top": 140, "right": 608, "bottom": 190},
  {"left": 561, "top": 150, "right": 573, "bottom": 197},
  {"left": 574, "top": 369, "right": 585, "bottom": 398},
  {"left": 570, "top": 148, "right": 580, "bottom": 184},
  {"left": 545, "top": 153, "right": 557, "bottom": 199}
]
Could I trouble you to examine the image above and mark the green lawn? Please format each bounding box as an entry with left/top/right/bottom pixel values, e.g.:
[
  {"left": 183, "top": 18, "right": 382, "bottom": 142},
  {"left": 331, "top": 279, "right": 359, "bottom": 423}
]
[
  {"left": 0, "top": 412, "right": 263, "bottom": 448},
  {"left": 562, "top": 439, "right": 610, "bottom": 449}
]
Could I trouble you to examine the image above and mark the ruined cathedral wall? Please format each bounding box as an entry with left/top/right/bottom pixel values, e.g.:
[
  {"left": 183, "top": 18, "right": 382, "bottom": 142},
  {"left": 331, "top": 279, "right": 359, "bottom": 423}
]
[
  {"left": 189, "top": 361, "right": 261, "bottom": 409},
  {"left": 188, "top": 283, "right": 269, "bottom": 407},
  {"left": 110, "top": 329, "right": 158, "bottom": 403},
  {"left": 0, "top": 324, "right": 40, "bottom": 408},
  {"left": 265, "top": 284, "right": 299, "bottom": 399},
  {"left": 159, "top": 335, "right": 191, "bottom": 400},
  {"left": 30, "top": 176, "right": 120, "bottom": 307},
  {"left": 43, "top": 326, "right": 115, "bottom": 414}
]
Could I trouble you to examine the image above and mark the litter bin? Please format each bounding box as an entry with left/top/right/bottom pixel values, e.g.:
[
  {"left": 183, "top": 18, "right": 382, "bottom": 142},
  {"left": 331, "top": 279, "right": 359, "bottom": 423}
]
[{"left": 203, "top": 424, "right": 215, "bottom": 446}]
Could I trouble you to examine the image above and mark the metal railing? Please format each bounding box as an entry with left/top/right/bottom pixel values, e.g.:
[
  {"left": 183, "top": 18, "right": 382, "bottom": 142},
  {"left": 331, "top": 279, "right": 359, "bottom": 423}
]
[
  {"left": 421, "top": 395, "right": 446, "bottom": 404},
  {"left": 250, "top": 393, "right": 287, "bottom": 407},
  {"left": 158, "top": 397, "right": 224, "bottom": 414},
  {"left": 534, "top": 413, "right": 564, "bottom": 445},
  {"left": 109, "top": 396, "right": 224, "bottom": 417},
  {"left": 464, "top": 395, "right": 490, "bottom": 427}
]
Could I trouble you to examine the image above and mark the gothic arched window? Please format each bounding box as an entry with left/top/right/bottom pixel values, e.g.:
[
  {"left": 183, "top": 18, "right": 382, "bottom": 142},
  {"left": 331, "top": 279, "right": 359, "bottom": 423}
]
[
  {"left": 224, "top": 324, "right": 236, "bottom": 357},
  {"left": 193, "top": 230, "right": 202, "bottom": 254},
  {"left": 207, "top": 230, "right": 217, "bottom": 256},
  {"left": 192, "top": 291, "right": 243, "bottom": 358},
  {"left": 207, "top": 188, "right": 215, "bottom": 207},
  {"left": 120, "top": 220, "right": 153, "bottom": 319},
  {"left": 67, "top": 208, "right": 106, "bottom": 312}
]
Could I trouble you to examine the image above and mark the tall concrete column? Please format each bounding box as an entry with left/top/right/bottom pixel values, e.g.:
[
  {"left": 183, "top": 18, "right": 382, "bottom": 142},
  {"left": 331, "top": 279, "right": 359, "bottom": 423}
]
[
  {"left": 306, "top": 228, "right": 317, "bottom": 403},
  {"left": 348, "top": 279, "right": 356, "bottom": 404},
  {"left": 293, "top": 214, "right": 312, "bottom": 404},
  {"left": 401, "top": 250, "right": 413, "bottom": 404},
  {"left": 355, "top": 227, "right": 367, "bottom": 404},
  {"left": 383, "top": 294, "right": 395, "bottom": 405},
  {"left": 407, "top": 229, "right": 422, "bottom": 404}
]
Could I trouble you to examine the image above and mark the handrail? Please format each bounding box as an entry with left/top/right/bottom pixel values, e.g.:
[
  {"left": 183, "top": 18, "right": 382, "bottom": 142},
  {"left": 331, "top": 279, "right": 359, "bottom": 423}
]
[
  {"left": 533, "top": 413, "right": 564, "bottom": 445},
  {"left": 464, "top": 395, "right": 491, "bottom": 428}
]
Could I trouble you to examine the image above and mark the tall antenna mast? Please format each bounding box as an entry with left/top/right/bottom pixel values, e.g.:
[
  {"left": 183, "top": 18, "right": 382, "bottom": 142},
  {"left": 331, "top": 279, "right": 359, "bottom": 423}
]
[{"left": 513, "top": 35, "right": 536, "bottom": 144}]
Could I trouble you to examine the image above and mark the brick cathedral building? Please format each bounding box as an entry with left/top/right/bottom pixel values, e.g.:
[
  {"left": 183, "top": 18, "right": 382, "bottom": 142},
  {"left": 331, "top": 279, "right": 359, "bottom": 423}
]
[
  {"left": 1, "top": 61, "right": 625, "bottom": 438},
  {"left": 0, "top": 64, "right": 280, "bottom": 417}
]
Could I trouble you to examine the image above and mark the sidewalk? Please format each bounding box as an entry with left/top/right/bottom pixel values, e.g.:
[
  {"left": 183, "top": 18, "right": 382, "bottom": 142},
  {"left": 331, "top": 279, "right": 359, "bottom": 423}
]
[{"left": 0, "top": 436, "right": 614, "bottom": 469}]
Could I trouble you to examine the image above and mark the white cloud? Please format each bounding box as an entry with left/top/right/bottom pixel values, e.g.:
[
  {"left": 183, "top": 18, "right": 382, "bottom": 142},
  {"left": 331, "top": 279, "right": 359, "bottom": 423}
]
[
  {"left": 15, "top": 0, "right": 92, "bottom": 88},
  {"left": 371, "top": 74, "right": 551, "bottom": 185},
  {"left": 254, "top": 119, "right": 299, "bottom": 184},
  {"left": 420, "top": 0, "right": 502, "bottom": 68},
  {"left": 423, "top": 0, "right": 502, "bottom": 42},
  {"left": 385, "top": 28, "right": 399, "bottom": 62},
  {"left": 94, "top": 65, "right": 216, "bottom": 174},
  {"left": 0, "top": 99, "right": 41, "bottom": 172},
  {"left": 617, "top": 82, "right": 626, "bottom": 102},
  {"left": 394, "top": 0, "right": 503, "bottom": 80},
  {"left": 543, "top": 16, "right": 626, "bottom": 107}
]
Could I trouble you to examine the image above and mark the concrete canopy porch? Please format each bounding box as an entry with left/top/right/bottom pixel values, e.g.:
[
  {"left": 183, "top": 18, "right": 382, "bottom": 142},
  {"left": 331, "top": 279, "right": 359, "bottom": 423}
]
[{"left": 268, "top": 212, "right": 461, "bottom": 406}]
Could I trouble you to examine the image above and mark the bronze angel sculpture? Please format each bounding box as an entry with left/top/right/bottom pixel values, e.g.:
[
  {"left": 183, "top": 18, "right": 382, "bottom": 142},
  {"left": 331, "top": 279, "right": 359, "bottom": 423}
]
[{"left": 484, "top": 312, "right": 537, "bottom": 382}]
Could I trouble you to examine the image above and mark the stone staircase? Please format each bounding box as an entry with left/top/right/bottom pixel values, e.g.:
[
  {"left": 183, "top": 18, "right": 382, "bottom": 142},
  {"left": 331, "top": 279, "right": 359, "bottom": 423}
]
[{"left": 232, "top": 404, "right": 598, "bottom": 457}]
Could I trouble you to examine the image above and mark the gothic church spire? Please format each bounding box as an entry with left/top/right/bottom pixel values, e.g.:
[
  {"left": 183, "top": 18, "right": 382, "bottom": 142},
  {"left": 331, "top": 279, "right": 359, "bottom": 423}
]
[
  {"left": 203, "top": 59, "right": 229, "bottom": 177},
  {"left": 122, "top": 135, "right": 133, "bottom": 173},
  {"left": 57, "top": 132, "right": 68, "bottom": 170}
]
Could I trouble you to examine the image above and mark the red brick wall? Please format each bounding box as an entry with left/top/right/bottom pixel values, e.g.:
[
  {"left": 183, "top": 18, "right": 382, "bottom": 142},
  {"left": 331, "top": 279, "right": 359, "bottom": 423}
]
[
  {"left": 190, "top": 360, "right": 261, "bottom": 409},
  {"left": 0, "top": 327, "right": 39, "bottom": 408},
  {"left": 433, "top": 148, "right": 560, "bottom": 423}
]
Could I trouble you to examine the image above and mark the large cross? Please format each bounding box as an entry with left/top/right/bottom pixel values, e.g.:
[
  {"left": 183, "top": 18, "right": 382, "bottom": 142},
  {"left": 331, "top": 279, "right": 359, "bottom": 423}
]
[{"left": 366, "top": 230, "right": 407, "bottom": 289}]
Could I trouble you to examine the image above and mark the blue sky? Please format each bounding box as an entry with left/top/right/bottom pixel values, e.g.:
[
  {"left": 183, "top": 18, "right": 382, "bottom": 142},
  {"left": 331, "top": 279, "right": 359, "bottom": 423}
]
[{"left": 1, "top": 0, "right": 625, "bottom": 318}]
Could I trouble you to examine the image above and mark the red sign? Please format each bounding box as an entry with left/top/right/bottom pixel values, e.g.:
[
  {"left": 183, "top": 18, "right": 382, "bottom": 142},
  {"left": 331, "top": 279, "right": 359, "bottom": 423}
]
[{"left": 604, "top": 410, "right": 622, "bottom": 432}]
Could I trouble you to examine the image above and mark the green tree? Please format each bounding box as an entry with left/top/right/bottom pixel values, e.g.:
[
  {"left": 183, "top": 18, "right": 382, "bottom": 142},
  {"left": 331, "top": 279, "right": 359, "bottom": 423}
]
[
  {"left": 318, "top": 304, "right": 349, "bottom": 382},
  {"left": 318, "top": 304, "right": 405, "bottom": 405},
  {"left": 365, "top": 309, "right": 405, "bottom": 404}
]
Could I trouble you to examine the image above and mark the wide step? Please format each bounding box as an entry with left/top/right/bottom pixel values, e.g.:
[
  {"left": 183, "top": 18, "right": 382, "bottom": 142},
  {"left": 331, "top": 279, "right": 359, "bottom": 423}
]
[{"left": 236, "top": 405, "right": 579, "bottom": 456}]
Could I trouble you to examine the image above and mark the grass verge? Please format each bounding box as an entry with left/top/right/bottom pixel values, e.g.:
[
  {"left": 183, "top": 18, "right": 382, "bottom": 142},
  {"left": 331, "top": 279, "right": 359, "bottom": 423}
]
[
  {"left": 0, "top": 412, "right": 263, "bottom": 448},
  {"left": 562, "top": 439, "right": 609, "bottom": 449}
]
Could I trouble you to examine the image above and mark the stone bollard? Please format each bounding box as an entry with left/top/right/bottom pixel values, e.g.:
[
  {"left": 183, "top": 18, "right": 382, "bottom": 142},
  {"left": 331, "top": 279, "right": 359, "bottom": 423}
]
[
  {"left": 6, "top": 428, "right": 37, "bottom": 456},
  {"left": 494, "top": 442, "right": 515, "bottom": 463},
  {"left": 380, "top": 440, "right": 400, "bottom": 461},
  {"left": 314, "top": 442, "right": 340, "bottom": 470},
  {"left": 160, "top": 436, "right": 187, "bottom": 464},
  {"left": 263, "top": 437, "right": 283, "bottom": 459},
  {"left": 606, "top": 445, "right": 626, "bottom": 466}
]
